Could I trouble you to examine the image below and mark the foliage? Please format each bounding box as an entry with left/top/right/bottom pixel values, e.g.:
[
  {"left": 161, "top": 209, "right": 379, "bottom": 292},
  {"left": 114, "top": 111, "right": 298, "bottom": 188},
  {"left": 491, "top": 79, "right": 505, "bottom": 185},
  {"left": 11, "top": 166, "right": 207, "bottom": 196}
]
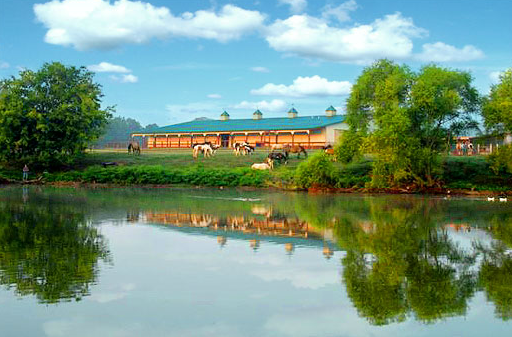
[
  {"left": 334, "top": 129, "right": 363, "bottom": 164},
  {"left": 0, "top": 62, "right": 112, "bottom": 168},
  {"left": 44, "top": 164, "right": 270, "bottom": 187},
  {"left": 488, "top": 144, "right": 512, "bottom": 176},
  {"left": 95, "top": 116, "right": 159, "bottom": 147},
  {"left": 294, "top": 152, "right": 335, "bottom": 188},
  {"left": 482, "top": 69, "right": 512, "bottom": 134},
  {"left": 346, "top": 59, "right": 480, "bottom": 188}
]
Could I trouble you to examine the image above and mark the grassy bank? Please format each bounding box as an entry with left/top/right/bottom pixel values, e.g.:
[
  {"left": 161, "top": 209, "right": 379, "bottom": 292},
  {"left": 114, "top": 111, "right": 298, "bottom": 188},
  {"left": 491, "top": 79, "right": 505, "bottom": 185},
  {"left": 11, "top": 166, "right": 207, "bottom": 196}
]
[{"left": 1, "top": 148, "right": 511, "bottom": 192}]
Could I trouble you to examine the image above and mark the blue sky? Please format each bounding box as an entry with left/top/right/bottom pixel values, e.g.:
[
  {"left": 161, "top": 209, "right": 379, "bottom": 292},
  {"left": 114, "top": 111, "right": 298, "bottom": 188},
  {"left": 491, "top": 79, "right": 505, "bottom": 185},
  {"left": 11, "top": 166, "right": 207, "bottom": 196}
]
[{"left": 0, "top": 0, "right": 511, "bottom": 126}]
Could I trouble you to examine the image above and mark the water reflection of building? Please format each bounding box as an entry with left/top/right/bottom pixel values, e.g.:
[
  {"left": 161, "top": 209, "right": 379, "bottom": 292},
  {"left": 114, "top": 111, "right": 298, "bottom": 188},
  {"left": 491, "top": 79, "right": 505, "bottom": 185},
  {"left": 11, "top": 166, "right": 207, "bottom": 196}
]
[
  {"left": 141, "top": 209, "right": 339, "bottom": 256},
  {"left": 144, "top": 211, "right": 325, "bottom": 240}
]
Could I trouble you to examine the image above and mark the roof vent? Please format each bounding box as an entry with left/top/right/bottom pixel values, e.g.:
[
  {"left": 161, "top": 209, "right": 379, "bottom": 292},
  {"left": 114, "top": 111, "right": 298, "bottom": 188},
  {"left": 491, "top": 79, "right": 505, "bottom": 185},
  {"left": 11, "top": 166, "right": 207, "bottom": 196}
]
[
  {"left": 220, "top": 111, "right": 230, "bottom": 121},
  {"left": 326, "top": 105, "right": 336, "bottom": 117},
  {"left": 253, "top": 109, "right": 263, "bottom": 120},
  {"left": 288, "top": 107, "right": 298, "bottom": 118}
]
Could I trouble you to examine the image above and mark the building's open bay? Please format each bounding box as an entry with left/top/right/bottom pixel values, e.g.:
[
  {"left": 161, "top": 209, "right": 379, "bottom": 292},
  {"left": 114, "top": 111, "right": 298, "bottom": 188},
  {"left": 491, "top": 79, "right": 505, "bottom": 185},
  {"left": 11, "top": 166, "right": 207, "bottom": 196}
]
[{"left": 0, "top": 186, "right": 511, "bottom": 336}]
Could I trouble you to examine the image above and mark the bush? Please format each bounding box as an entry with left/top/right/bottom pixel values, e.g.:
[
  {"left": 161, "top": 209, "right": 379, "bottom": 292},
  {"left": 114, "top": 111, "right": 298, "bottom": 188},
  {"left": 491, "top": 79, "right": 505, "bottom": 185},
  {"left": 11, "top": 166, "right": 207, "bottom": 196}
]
[
  {"left": 334, "top": 130, "right": 363, "bottom": 164},
  {"left": 488, "top": 145, "right": 512, "bottom": 175},
  {"left": 295, "top": 152, "right": 335, "bottom": 188},
  {"left": 43, "top": 165, "right": 270, "bottom": 187}
]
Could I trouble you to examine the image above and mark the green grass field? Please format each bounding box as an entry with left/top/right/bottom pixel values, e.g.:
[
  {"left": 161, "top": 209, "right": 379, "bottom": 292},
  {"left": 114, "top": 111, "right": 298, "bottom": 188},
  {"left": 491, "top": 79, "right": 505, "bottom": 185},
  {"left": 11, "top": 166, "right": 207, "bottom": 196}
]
[{"left": 81, "top": 148, "right": 313, "bottom": 170}]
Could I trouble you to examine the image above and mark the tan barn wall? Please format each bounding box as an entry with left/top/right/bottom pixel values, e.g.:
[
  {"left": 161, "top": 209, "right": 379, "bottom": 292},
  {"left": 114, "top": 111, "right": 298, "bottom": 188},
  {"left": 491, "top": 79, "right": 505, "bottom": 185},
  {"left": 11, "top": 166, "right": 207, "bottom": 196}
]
[{"left": 146, "top": 126, "right": 338, "bottom": 148}]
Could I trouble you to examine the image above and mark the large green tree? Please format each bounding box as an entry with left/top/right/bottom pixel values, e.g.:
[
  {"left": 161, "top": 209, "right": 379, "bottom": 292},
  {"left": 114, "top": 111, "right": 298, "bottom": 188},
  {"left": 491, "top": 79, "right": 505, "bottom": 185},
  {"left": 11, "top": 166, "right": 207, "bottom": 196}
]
[
  {"left": 482, "top": 69, "right": 512, "bottom": 134},
  {"left": 342, "top": 59, "right": 480, "bottom": 188},
  {"left": 0, "top": 62, "right": 112, "bottom": 167}
]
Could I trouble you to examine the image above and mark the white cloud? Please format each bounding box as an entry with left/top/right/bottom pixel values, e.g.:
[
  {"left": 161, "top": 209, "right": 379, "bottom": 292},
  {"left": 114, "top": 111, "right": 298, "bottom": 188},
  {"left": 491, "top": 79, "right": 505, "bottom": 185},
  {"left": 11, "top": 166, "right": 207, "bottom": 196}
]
[
  {"left": 265, "top": 12, "right": 426, "bottom": 64},
  {"left": 278, "top": 0, "right": 307, "bottom": 14},
  {"left": 110, "top": 74, "right": 138, "bottom": 83},
  {"left": 87, "top": 61, "right": 130, "bottom": 73},
  {"left": 233, "top": 99, "right": 287, "bottom": 112},
  {"left": 490, "top": 71, "right": 503, "bottom": 83},
  {"left": 251, "top": 66, "right": 270, "bottom": 73},
  {"left": 34, "top": 0, "right": 266, "bottom": 50},
  {"left": 321, "top": 0, "right": 357, "bottom": 22},
  {"left": 0, "top": 61, "right": 9, "bottom": 69},
  {"left": 207, "top": 93, "right": 222, "bottom": 99},
  {"left": 415, "top": 42, "right": 484, "bottom": 62},
  {"left": 251, "top": 75, "right": 351, "bottom": 97}
]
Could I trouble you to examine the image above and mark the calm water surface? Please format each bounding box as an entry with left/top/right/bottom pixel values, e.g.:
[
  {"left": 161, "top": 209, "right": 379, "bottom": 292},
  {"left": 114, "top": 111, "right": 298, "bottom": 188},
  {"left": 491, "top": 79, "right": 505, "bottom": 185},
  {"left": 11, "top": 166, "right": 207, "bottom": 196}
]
[{"left": 0, "top": 186, "right": 511, "bottom": 336}]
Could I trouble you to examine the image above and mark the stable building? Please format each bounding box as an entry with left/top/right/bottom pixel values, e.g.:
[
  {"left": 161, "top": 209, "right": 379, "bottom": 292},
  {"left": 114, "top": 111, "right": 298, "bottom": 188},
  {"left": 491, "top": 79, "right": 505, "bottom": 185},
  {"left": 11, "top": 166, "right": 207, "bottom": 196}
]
[{"left": 131, "top": 106, "right": 347, "bottom": 149}]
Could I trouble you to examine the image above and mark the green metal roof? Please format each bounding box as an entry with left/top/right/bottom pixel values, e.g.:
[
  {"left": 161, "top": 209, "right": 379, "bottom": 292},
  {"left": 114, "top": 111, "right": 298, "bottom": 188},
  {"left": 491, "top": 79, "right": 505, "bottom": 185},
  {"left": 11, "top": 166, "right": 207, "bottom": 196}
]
[
  {"left": 326, "top": 105, "right": 336, "bottom": 111},
  {"left": 253, "top": 109, "right": 262, "bottom": 115},
  {"left": 288, "top": 107, "right": 298, "bottom": 114},
  {"left": 140, "top": 115, "right": 345, "bottom": 134},
  {"left": 221, "top": 111, "right": 229, "bottom": 116}
]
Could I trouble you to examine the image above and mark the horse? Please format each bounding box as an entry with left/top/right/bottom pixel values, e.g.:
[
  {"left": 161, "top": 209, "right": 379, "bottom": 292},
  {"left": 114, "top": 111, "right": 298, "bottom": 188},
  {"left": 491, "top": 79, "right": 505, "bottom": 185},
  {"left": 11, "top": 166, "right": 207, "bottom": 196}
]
[
  {"left": 128, "top": 141, "right": 141, "bottom": 155},
  {"left": 284, "top": 144, "right": 308, "bottom": 158},
  {"left": 211, "top": 144, "right": 221, "bottom": 155},
  {"left": 234, "top": 142, "right": 252, "bottom": 156},
  {"left": 268, "top": 152, "right": 288, "bottom": 164},
  {"left": 251, "top": 158, "right": 273, "bottom": 170},
  {"left": 324, "top": 148, "right": 336, "bottom": 161},
  {"left": 270, "top": 144, "right": 285, "bottom": 152},
  {"left": 193, "top": 143, "right": 213, "bottom": 159}
]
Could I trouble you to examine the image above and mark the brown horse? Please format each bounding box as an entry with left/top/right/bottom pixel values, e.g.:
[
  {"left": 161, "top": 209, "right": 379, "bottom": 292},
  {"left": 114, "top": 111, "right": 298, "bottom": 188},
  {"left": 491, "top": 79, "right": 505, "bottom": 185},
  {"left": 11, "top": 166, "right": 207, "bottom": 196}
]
[
  {"left": 128, "top": 141, "right": 141, "bottom": 155},
  {"left": 284, "top": 144, "right": 307, "bottom": 158}
]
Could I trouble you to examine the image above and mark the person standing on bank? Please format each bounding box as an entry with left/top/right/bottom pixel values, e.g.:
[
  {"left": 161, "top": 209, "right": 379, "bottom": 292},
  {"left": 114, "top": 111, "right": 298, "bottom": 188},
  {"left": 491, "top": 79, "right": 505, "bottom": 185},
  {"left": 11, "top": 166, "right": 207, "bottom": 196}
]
[{"left": 22, "top": 164, "right": 29, "bottom": 181}]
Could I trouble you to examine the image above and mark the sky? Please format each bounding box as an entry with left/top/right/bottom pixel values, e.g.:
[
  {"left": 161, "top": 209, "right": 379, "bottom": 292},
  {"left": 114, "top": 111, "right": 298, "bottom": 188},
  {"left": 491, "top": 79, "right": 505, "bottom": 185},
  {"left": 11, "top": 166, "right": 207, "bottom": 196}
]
[{"left": 0, "top": 0, "right": 511, "bottom": 126}]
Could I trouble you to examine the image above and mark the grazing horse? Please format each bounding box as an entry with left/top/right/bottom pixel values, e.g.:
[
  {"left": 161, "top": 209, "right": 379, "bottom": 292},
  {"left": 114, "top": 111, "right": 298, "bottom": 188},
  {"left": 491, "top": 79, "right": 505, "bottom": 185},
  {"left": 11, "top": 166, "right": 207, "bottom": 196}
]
[
  {"left": 193, "top": 143, "right": 213, "bottom": 159},
  {"left": 210, "top": 144, "right": 221, "bottom": 155},
  {"left": 128, "top": 141, "right": 141, "bottom": 155},
  {"left": 284, "top": 144, "right": 308, "bottom": 158},
  {"left": 234, "top": 142, "right": 253, "bottom": 156},
  {"left": 268, "top": 152, "right": 288, "bottom": 164}
]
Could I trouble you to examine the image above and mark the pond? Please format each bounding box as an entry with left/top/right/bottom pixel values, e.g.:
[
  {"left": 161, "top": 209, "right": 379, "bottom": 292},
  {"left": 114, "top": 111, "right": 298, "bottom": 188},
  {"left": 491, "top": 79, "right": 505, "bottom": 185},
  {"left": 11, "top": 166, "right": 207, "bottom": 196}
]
[{"left": 0, "top": 186, "right": 511, "bottom": 336}]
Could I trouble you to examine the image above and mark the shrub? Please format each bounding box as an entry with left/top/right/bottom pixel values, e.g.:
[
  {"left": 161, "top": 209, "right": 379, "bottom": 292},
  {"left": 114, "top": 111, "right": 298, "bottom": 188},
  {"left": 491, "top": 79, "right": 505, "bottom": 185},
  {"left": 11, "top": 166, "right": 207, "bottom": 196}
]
[{"left": 294, "top": 152, "right": 335, "bottom": 188}]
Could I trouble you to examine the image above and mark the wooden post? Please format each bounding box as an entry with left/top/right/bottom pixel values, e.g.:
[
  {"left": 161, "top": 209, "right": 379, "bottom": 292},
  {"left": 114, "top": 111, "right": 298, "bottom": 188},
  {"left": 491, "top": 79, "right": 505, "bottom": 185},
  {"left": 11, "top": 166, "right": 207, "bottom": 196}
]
[
  {"left": 245, "top": 132, "right": 248, "bottom": 143},
  {"left": 275, "top": 132, "right": 279, "bottom": 144},
  {"left": 166, "top": 135, "right": 169, "bottom": 148},
  {"left": 308, "top": 130, "right": 311, "bottom": 149},
  {"left": 153, "top": 134, "right": 156, "bottom": 148},
  {"left": 291, "top": 131, "right": 295, "bottom": 146},
  {"left": 178, "top": 135, "right": 181, "bottom": 148}
]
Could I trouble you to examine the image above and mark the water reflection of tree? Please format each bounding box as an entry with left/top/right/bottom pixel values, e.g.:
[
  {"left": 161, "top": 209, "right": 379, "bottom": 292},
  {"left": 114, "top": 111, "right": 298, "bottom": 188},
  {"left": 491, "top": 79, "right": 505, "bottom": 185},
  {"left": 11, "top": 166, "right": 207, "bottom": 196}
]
[
  {"left": 333, "top": 198, "right": 477, "bottom": 325},
  {"left": 0, "top": 203, "right": 110, "bottom": 304},
  {"left": 477, "top": 217, "right": 512, "bottom": 320}
]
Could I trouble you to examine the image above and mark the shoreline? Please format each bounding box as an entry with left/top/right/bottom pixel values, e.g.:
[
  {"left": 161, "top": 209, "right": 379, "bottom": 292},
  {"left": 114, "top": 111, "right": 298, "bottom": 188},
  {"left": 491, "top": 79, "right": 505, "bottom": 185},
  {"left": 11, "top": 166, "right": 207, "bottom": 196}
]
[{"left": 2, "top": 179, "right": 509, "bottom": 197}]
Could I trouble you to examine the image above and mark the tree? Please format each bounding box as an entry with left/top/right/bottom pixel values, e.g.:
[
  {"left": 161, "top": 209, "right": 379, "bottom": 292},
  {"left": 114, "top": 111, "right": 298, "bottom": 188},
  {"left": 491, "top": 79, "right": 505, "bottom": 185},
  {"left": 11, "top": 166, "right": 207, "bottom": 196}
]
[
  {"left": 344, "top": 59, "right": 480, "bottom": 188},
  {"left": 482, "top": 69, "right": 512, "bottom": 134},
  {"left": 0, "top": 62, "right": 113, "bottom": 167}
]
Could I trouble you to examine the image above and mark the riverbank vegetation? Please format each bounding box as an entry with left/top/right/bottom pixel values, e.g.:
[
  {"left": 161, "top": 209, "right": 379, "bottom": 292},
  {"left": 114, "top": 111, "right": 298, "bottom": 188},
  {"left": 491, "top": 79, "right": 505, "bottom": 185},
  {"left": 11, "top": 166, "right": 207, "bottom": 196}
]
[
  {"left": 1, "top": 148, "right": 510, "bottom": 192},
  {"left": 1, "top": 60, "right": 511, "bottom": 193}
]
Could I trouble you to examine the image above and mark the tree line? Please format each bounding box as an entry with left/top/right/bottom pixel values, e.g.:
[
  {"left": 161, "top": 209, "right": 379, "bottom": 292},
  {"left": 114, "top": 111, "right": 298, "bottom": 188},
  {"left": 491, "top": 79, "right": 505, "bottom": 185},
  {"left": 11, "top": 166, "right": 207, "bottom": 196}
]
[{"left": 0, "top": 60, "right": 511, "bottom": 183}]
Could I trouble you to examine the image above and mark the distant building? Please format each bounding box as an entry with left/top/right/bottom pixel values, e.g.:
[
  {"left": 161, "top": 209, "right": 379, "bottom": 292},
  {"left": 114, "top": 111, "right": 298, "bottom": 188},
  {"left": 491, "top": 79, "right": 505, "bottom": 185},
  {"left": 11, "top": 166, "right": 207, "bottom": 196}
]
[{"left": 131, "top": 106, "right": 347, "bottom": 148}]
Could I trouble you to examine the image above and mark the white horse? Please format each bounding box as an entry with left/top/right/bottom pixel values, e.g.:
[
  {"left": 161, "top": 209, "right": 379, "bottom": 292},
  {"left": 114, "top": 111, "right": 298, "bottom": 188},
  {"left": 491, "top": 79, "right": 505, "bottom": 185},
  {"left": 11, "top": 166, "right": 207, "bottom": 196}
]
[
  {"left": 234, "top": 142, "right": 251, "bottom": 156},
  {"left": 193, "top": 143, "right": 213, "bottom": 159},
  {"left": 251, "top": 158, "right": 274, "bottom": 170}
]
